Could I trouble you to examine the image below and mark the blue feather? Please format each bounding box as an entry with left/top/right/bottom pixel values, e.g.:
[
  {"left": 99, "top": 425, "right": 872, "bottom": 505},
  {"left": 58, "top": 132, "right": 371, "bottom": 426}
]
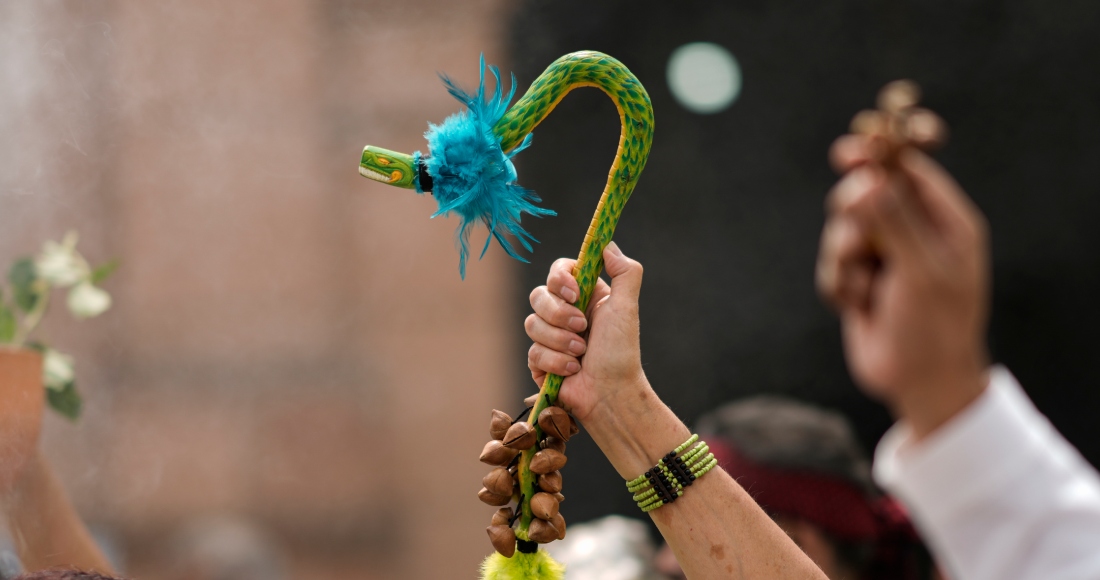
[{"left": 420, "top": 54, "right": 555, "bottom": 278}]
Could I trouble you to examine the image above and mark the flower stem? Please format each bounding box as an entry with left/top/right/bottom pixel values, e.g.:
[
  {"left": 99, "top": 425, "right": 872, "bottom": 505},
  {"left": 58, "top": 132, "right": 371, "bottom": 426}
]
[{"left": 12, "top": 290, "right": 50, "bottom": 347}]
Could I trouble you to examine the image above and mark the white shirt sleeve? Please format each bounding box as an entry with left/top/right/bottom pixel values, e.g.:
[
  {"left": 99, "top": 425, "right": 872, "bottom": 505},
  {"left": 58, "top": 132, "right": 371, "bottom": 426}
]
[{"left": 873, "top": 365, "right": 1100, "bottom": 580}]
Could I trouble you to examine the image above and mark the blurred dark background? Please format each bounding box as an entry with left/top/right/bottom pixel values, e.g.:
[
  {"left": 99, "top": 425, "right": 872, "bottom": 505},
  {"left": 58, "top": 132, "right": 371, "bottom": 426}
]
[{"left": 508, "top": 0, "right": 1100, "bottom": 525}]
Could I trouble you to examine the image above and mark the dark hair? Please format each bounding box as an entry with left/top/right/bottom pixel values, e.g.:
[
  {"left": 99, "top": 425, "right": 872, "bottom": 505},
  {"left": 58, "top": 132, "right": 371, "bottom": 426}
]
[
  {"left": 695, "top": 395, "right": 876, "bottom": 492},
  {"left": 15, "top": 571, "right": 126, "bottom": 580}
]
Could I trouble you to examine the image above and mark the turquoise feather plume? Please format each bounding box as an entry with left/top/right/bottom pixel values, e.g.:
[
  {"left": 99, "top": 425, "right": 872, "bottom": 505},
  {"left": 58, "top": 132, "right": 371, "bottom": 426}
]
[{"left": 419, "top": 55, "right": 555, "bottom": 278}]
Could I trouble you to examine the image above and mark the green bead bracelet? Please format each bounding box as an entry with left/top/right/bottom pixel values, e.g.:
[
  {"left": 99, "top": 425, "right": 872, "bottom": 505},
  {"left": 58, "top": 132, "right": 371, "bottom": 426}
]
[{"left": 624, "top": 434, "right": 719, "bottom": 513}]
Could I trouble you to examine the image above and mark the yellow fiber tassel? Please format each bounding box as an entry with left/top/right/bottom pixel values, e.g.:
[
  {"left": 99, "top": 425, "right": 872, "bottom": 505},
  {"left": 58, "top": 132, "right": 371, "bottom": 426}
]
[{"left": 480, "top": 550, "right": 565, "bottom": 580}]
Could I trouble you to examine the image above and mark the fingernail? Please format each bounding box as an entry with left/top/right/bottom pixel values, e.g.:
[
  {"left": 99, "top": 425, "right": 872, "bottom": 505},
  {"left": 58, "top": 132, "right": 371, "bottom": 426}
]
[
  {"left": 566, "top": 362, "right": 580, "bottom": 373},
  {"left": 569, "top": 316, "right": 587, "bottom": 332},
  {"left": 561, "top": 286, "right": 577, "bottom": 303},
  {"left": 569, "top": 340, "right": 585, "bottom": 355},
  {"left": 606, "top": 241, "right": 623, "bottom": 257}
]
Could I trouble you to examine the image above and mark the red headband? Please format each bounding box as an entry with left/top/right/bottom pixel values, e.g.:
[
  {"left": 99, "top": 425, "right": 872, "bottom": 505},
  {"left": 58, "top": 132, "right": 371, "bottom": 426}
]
[{"left": 704, "top": 436, "right": 915, "bottom": 542}]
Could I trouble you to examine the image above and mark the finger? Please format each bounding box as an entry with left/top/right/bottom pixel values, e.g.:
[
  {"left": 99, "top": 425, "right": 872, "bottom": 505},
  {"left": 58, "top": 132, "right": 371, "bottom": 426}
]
[
  {"left": 841, "top": 260, "right": 875, "bottom": 313},
  {"left": 528, "top": 343, "right": 581, "bottom": 377},
  {"left": 829, "top": 134, "right": 876, "bottom": 174},
  {"left": 530, "top": 286, "right": 588, "bottom": 333},
  {"left": 525, "top": 314, "right": 587, "bottom": 356},
  {"left": 816, "top": 224, "right": 841, "bottom": 306},
  {"left": 548, "top": 258, "right": 581, "bottom": 304},
  {"left": 585, "top": 277, "right": 612, "bottom": 319},
  {"left": 897, "top": 148, "right": 985, "bottom": 240},
  {"left": 603, "top": 242, "right": 643, "bottom": 310},
  {"left": 842, "top": 166, "right": 935, "bottom": 267},
  {"left": 816, "top": 217, "right": 855, "bottom": 303},
  {"left": 531, "top": 367, "right": 547, "bottom": 388},
  {"left": 827, "top": 161, "right": 879, "bottom": 215},
  {"left": 817, "top": 216, "right": 874, "bottom": 309}
]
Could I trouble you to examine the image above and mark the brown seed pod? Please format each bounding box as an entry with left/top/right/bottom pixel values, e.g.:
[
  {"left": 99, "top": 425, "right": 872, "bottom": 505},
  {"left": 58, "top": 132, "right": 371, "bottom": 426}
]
[
  {"left": 877, "top": 79, "right": 920, "bottom": 113},
  {"left": 487, "top": 525, "right": 517, "bottom": 558},
  {"left": 538, "top": 407, "right": 572, "bottom": 441},
  {"left": 527, "top": 518, "right": 559, "bottom": 543},
  {"left": 902, "top": 108, "right": 948, "bottom": 151},
  {"left": 530, "top": 492, "right": 560, "bottom": 520},
  {"left": 490, "top": 409, "right": 513, "bottom": 441},
  {"left": 553, "top": 492, "right": 565, "bottom": 503},
  {"left": 550, "top": 512, "right": 567, "bottom": 540},
  {"left": 478, "top": 487, "right": 512, "bottom": 506},
  {"left": 503, "top": 422, "right": 537, "bottom": 450},
  {"left": 542, "top": 437, "right": 566, "bottom": 453},
  {"left": 850, "top": 109, "right": 887, "bottom": 136},
  {"left": 491, "top": 507, "right": 513, "bottom": 527},
  {"left": 480, "top": 440, "right": 520, "bottom": 466},
  {"left": 537, "top": 470, "right": 563, "bottom": 493},
  {"left": 530, "top": 449, "right": 567, "bottom": 474},
  {"left": 483, "top": 467, "right": 515, "bottom": 497},
  {"left": 524, "top": 393, "right": 539, "bottom": 407}
]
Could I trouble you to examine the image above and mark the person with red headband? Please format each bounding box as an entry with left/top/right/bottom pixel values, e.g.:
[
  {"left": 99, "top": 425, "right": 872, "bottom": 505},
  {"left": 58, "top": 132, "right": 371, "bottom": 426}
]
[{"left": 525, "top": 131, "right": 1100, "bottom": 578}]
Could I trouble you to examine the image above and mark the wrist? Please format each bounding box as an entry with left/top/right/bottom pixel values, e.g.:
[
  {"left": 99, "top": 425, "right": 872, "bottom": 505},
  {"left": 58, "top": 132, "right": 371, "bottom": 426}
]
[
  {"left": 893, "top": 356, "right": 990, "bottom": 441},
  {"left": 583, "top": 377, "right": 692, "bottom": 479}
]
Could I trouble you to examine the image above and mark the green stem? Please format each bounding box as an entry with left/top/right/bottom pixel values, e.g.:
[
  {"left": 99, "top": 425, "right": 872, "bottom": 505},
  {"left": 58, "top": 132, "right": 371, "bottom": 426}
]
[{"left": 12, "top": 290, "right": 50, "bottom": 347}]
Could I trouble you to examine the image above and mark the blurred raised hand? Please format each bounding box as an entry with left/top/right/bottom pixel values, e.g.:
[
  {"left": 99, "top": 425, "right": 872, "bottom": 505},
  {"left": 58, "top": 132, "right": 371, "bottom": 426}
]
[{"left": 817, "top": 136, "right": 991, "bottom": 439}]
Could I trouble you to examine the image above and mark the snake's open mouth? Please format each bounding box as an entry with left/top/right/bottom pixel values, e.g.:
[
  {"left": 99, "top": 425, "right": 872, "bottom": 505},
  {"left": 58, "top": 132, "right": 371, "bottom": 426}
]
[
  {"left": 359, "top": 166, "right": 389, "bottom": 181},
  {"left": 359, "top": 165, "right": 403, "bottom": 183}
]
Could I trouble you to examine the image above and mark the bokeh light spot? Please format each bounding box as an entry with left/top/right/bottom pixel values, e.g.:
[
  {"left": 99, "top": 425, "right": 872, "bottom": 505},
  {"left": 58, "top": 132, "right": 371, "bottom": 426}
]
[{"left": 666, "top": 42, "right": 742, "bottom": 114}]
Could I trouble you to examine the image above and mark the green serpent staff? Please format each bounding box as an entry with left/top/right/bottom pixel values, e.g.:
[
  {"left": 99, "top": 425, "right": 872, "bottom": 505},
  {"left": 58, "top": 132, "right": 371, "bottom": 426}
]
[{"left": 359, "top": 50, "right": 653, "bottom": 579}]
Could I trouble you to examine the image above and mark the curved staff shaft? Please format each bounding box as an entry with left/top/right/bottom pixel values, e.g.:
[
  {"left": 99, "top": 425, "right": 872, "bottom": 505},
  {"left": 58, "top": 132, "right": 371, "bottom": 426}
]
[{"left": 494, "top": 51, "right": 654, "bottom": 538}]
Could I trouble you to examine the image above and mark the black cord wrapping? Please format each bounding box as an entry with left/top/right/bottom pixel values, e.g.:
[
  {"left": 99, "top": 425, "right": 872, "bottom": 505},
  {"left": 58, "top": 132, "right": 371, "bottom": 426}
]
[
  {"left": 512, "top": 406, "right": 534, "bottom": 425},
  {"left": 517, "top": 539, "right": 538, "bottom": 554},
  {"left": 417, "top": 157, "right": 434, "bottom": 193},
  {"left": 509, "top": 494, "right": 524, "bottom": 527}
]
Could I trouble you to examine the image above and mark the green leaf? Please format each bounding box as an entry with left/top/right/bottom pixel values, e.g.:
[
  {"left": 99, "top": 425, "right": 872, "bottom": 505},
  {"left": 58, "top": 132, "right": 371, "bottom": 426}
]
[
  {"left": 0, "top": 302, "right": 15, "bottom": 343},
  {"left": 90, "top": 259, "right": 119, "bottom": 284},
  {"left": 46, "top": 380, "right": 82, "bottom": 421},
  {"left": 9, "top": 258, "right": 41, "bottom": 312}
]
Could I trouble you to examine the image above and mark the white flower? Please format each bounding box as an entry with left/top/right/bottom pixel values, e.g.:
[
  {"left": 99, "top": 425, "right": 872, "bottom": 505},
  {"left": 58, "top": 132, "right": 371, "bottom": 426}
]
[
  {"left": 42, "top": 348, "right": 75, "bottom": 391},
  {"left": 67, "top": 281, "right": 111, "bottom": 319},
  {"left": 35, "top": 231, "right": 90, "bottom": 288}
]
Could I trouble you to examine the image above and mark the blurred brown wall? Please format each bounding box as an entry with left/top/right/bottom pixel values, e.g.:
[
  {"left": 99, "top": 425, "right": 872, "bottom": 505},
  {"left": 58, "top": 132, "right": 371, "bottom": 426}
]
[{"left": 1, "top": 1, "right": 519, "bottom": 578}]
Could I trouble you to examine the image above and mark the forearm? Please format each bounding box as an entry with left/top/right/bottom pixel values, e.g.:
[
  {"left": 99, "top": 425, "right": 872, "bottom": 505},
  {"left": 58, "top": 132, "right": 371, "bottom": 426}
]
[
  {"left": 2, "top": 453, "right": 113, "bottom": 574},
  {"left": 585, "top": 378, "right": 827, "bottom": 580}
]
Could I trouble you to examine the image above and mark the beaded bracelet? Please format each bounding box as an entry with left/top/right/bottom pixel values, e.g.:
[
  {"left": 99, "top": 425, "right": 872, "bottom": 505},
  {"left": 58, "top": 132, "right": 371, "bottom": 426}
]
[{"left": 625, "top": 434, "right": 718, "bottom": 513}]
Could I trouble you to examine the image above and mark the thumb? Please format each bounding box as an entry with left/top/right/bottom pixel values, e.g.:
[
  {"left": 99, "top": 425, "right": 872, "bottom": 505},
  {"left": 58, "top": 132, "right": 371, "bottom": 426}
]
[{"left": 602, "top": 241, "right": 643, "bottom": 309}]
